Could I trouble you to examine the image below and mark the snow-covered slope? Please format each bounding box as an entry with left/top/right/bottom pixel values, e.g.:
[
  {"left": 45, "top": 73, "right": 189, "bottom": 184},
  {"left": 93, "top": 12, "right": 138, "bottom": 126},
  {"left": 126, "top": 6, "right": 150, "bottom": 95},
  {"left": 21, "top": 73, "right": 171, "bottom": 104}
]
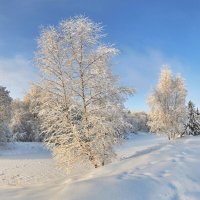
[{"left": 1, "top": 134, "right": 200, "bottom": 200}]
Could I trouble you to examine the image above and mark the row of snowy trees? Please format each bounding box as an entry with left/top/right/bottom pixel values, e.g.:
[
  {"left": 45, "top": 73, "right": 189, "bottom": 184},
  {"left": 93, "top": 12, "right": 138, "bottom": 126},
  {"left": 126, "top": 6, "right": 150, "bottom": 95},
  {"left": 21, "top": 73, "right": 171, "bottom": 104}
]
[
  {"left": 0, "top": 87, "right": 42, "bottom": 143},
  {"left": 0, "top": 85, "right": 148, "bottom": 145},
  {"left": 7, "top": 67, "right": 200, "bottom": 145}
]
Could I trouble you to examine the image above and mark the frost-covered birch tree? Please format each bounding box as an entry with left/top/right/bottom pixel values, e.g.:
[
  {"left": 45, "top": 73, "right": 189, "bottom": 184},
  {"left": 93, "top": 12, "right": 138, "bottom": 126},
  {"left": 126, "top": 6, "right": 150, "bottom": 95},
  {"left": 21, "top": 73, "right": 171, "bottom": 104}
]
[
  {"left": 148, "top": 67, "right": 187, "bottom": 140},
  {"left": 35, "top": 16, "right": 133, "bottom": 171}
]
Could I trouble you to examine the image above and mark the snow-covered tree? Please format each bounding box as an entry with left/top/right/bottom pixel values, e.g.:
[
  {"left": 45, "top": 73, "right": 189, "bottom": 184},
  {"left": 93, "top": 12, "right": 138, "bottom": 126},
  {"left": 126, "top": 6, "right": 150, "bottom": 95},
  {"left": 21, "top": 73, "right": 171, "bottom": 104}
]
[
  {"left": 148, "top": 67, "right": 187, "bottom": 140},
  {"left": 0, "top": 86, "right": 12, "bottom": 143},
  {"left": 24, "top": 85, "right": 43, "bottom": 118},
  {"left": 10, "top": 98, "right": 41, "bottom": 142},
  {"left": 185, "top": 101, "right": 200, "bottom": 136},
  {"left": 128, "top": 112, "right": 149, "bottom": 133},
  {"left": 35, "top": 16, "right": 133, "bottom": 171}
]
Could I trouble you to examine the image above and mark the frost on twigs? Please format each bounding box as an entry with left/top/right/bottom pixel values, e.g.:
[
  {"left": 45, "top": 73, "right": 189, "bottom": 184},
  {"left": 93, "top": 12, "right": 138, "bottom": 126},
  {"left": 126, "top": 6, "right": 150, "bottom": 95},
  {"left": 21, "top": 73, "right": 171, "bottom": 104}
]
[{"left": 35, "top": 16, "right": 134, "bottom": 173}]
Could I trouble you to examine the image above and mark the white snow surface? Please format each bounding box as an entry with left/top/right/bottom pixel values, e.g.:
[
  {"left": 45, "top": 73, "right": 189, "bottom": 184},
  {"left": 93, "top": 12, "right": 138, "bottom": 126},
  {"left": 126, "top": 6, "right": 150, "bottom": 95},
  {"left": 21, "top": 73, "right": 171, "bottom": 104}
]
[
  {"left": 0, "top": 142, "right": 66, "bottom": 186},
  {"left": 1, "top": 133, "right": 200, "bottom": 200}
]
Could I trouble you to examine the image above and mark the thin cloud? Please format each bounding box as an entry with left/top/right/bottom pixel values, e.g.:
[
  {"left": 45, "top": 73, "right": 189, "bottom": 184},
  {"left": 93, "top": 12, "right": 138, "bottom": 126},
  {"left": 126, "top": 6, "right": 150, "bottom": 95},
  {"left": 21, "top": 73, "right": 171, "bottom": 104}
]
[
  {"left": 0, "top": 56, "right": 38, "bottom": 99},
  {"left": 114, "top": 48, "right": 189, "bottom": 111},
  {"left": 116, "top": 48, "right": 188, "bottom": 90}
]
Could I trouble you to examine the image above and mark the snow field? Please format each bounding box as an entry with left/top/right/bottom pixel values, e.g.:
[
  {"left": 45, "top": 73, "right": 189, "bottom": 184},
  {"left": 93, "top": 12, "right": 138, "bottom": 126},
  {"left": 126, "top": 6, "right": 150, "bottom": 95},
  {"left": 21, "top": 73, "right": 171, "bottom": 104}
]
[
  {"left": 0, "top": 142, "right": 66, "bottom": 186},
  {"left": 1, "top": 134, "right": 200, "bottom": 200}
]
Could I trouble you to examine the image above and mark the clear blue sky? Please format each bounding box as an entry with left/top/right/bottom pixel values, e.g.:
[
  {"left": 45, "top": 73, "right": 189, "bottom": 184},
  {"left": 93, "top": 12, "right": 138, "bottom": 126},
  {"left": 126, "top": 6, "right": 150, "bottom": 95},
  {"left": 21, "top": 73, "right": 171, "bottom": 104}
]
[{"left": 0, "top": 0, "right": 200, "bottom": 111}]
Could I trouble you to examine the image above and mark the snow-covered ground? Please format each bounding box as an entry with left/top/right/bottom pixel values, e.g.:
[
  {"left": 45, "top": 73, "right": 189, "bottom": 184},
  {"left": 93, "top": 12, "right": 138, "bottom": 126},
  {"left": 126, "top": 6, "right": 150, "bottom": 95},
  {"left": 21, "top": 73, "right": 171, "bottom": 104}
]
[
  {"left": 1, "top": 133, "right": 200, "bottom": 200},
  {"left": 0, "top": 142, "right": 66, "bottom": 186}
]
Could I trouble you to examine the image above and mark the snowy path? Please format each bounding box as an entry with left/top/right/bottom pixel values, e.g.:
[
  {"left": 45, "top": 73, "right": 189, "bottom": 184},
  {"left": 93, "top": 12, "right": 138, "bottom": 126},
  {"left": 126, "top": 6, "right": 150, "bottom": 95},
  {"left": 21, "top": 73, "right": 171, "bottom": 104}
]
[{"left": 1, "top": 134, "right": 200, "bottom": 199}]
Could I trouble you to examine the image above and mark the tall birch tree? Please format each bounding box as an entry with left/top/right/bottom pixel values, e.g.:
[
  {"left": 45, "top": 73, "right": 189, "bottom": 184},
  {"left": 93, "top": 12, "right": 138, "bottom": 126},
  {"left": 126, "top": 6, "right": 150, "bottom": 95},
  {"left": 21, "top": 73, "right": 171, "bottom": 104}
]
[{"left": 35, "top": 16, "right": 133, "bottom": 172}]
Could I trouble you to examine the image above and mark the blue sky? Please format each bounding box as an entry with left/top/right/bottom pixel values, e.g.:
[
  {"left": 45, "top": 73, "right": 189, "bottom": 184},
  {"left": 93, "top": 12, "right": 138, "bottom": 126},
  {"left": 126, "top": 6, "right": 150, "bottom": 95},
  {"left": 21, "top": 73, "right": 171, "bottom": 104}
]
[{"left": 0, "top": 0, "right": 200, "bottom": 111}]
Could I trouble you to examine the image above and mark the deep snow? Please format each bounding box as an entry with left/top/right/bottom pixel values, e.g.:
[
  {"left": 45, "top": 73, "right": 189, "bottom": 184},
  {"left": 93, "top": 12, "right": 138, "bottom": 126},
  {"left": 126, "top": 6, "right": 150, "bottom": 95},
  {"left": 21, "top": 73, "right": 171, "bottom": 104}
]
[{"left": 1, "top": 133, "right": 200, "bottom": 200}]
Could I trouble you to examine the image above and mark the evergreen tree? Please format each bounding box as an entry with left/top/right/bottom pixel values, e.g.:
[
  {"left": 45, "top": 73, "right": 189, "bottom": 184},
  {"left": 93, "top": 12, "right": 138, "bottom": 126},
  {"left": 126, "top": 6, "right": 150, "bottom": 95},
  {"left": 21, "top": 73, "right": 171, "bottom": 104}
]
[
  {"left": 0, "top": 86, "right": 12, "bottom": 143},
  {"left": 185, "top": 101, "right": 200, "bottom": 136}
]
